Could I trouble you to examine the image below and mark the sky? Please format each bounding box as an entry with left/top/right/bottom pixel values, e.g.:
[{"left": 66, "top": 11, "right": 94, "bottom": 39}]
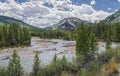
[{"left": 0, "top": 0, "right": 120, "bottom": 28}]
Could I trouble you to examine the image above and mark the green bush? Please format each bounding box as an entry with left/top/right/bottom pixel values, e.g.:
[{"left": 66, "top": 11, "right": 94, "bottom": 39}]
[
  {"left": 97, "top": 49, "right": 116, "bottom": 64},
  {"left": 0, "top": 67, "right": 7, "bottom": 76}
]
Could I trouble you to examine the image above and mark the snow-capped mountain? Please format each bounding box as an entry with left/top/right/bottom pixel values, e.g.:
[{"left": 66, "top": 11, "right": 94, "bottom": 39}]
[
  {"left": 47, "top": 17, "right": 90, "bottom": 30},
  {"left": 103, "top": 9, "right": 120, "bottom": 23}
]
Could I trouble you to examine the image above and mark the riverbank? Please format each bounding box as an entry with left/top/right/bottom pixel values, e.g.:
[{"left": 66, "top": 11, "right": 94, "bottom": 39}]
[{"left": 0, "top": 37, "right": 119, "bottom": 73}]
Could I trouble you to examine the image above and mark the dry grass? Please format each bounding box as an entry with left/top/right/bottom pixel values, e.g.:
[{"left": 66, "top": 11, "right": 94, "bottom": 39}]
[
  {"left": 102, "top": 57, "right": 119, "bottom": 76},
  {"left": 61, "top": 71, "right": 75, "bottom": 76}
]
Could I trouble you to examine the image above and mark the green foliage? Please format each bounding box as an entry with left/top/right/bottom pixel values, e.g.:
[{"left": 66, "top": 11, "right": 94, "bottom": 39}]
[
  {"left": 106, "top": 38, "right": 111, "bottom": 50},
  {"left": 0, "top": 23, "right": 31, "bottom": 47},
  {"left": 77, "top": 68, "right": 87, "bottom": 76},
  {"left": 33, "top": 21, "right": 120, "bottom": 43},
  {"left": 114, "top": 22, "right": 120, "bottom": 41},
  {"left": 53, "top": 54, "right": 58, "bottom": 63},
  {"left": 32, "top": 53, "right": 41, "bottom": 76},
  {"left": 105, "top": 24, "right": 112, "bottom": 50},
  {"left": 98, "top": 46, "right": 120, "bottom": 64},
  {"left": 80, "top": 68, "right": 87, "bottom": 76},
  {"left": 76, "top": 23, "right": 98, "bottom": 68},
  {"left": 1, "top": 21, "right": 120, "bottom": 76},
  {"left": 0, "top": 67, "right": 7, "bottom": 76},
  {"left": 98, "top": 49, "right": 115, "bottom": 64},
  {"left": 89, "top": 31, "right": 98, "bottom": 52},
  {"left": 7, "top": 50, "right": 23, "bottom": 76},
  {"left": 87, "top": 62, "right": 101, "bottom": 76},
  {"left": 38, "top": 30, "right": 75, "bottom": 40},
  {"left": 76, "top": 23, "right": 90, "bottom": 55},
  {"left": 39, "top": 55, "right": 78, "bottom": 76}
]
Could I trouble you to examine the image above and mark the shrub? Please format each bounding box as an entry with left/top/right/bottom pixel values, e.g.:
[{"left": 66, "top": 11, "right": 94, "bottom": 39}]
[
  {"left": 0, "top": 67, "right": 7, "bottom": 76},
  {"left": 97, "top": 49, "right": 116, "bottom": 64},
  {"left": 102, "top": 57, "right": 119, "bottom": 76}
]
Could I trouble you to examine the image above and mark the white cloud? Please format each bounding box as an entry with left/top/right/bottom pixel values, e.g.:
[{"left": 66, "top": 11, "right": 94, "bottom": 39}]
[
  {"left": 90, "top": 0, "right": 96, "bottom": 5},
  {"left": 0, "top": 0, "right": 111, "bottom": 28},
  {"left": 118, "top": 0, "right": 120, "bottom": 2},
  {"left": 114, "top": 9, "right": 118, "bottom": 12},
  {"left": 107, "top": 8, "right": 111, "bottom": 11}
]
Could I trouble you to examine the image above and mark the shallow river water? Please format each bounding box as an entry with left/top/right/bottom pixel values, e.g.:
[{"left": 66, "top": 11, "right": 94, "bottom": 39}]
[{"left": 0, "top": 37, "right": 119, "bottom": 73}]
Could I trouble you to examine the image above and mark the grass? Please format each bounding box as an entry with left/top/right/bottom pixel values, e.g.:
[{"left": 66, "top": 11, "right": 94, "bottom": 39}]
[{"left": 102, "top": 57, "right": 119, "bottom": 76}]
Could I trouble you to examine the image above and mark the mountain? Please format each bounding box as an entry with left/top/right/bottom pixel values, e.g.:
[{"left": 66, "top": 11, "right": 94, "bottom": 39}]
[
  {"left": 46, "top": 17, "right": 90, "bottom": 30},
  {"left": 0, "top": 15, "right": 39, "bottom": 31},
  {"left": 103, "top": 10, "right": 120, "bottom": 23}
]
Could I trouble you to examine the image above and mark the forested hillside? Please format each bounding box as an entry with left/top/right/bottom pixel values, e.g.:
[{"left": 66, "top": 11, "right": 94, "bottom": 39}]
[
  {"left": 0, "top": 23, "right": 31, "bottom": 47},
  {"left": 0, "top": 15, "right": 40, "bottom": 31},
  {"left": 103, "top": 10, "right": 120, "bottom": 23}
]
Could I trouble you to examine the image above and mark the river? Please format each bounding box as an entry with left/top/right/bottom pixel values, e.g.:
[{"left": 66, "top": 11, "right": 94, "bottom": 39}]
[{"left": 0, "top": 37, "right": 119, "bottom": 73}]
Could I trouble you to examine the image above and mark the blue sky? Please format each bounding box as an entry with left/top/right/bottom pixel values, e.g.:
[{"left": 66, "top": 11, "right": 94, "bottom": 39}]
[
  {"left": 0, "top": 0, "right": 120, "bottom": 28},
  {"left": 72, "top": 0, "right": 120, "bottom": 12},
  {"left": 1, "top": 0, "right": 119, "bottom": 12}
]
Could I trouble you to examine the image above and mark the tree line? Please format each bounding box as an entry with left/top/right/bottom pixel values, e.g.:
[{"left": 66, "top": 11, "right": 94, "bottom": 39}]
[
  {"left": 0, "top": 23, "right": 31, "bottom": 48},
  {"left": 0, "top": 22, "right": 119, "bottom": 76},
  {"left": 33, "top": 21, "right": 120, "bottom": 43},
  {"left": 92, "top": 22, "right": 120, "bottom": 42},
  {"left": 0, "top": 22, "right": 120, "bottom": 76},
  {"left": 38, "top": 30, "right": 75, "bottom": 40}
]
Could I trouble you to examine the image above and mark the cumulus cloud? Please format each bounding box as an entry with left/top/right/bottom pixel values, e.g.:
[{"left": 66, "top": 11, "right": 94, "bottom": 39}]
[
  {"left": 118, "top": 0, "right": 120, "bottom": 2},
  {"left": 0, "top": 0, "right": 111, "bottom": 28},
  {"left": 90, "top": 0, "right": 96, "bottom": 5},
  {"left": 107, "top": 8, "right": 111, "bottom": 11}
]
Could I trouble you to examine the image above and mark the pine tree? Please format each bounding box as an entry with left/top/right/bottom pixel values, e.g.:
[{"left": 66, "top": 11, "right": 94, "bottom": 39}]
[
  {"left": 76, "top": 23, "right": 90, "bottom": 55},
  {"left": 32, "top": 53, "right": 41, "bottom": 76},
  {"left": 7, "top": 50, "right": 23, "bottom": 76},
  {"left": 0, "top": 23, "right": 31, "bottom": 47},
  {"left": 0, "top": 27, "right": 5, "bottom": 47},
  {"left": 115, "top": 22, "right": 120, "bottom": 41},
  {"left": 53, "top": 54, "right": 57, "bottom": 63},
  {"left": 61, "top": 55, "right": 67, "bottom": 70},
  {"left": 105, "top": 25, "right": 112, "bottom": 50},
  {"left": 76, "top": 23, "right": 98, "bottom": 67},
  {"left": 2, "top": 25, "right": 8, "bottom": 46},
  {"left": 89, "top": 31, "right": 98, "bottom": 60},
  {"left": 62, "top": 55, "right": 67, "bottom": 63},
  {"left": 20, "top": 27, "right": 25, "bottom": 45},
  {"left": 8, "top": 24, "right": 16, "bottom": 45},
  {"left": 22, "top": 27, "right": 31, "bottom": 45},
  {"left": 106, "top": 32, "right": 111, "bottom": 50}
]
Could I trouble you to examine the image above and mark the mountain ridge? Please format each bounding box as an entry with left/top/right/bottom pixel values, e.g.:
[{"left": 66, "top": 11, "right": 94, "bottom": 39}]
[
  {"left": 46, "top": 17, "right": 90, "bottom": 30},
  {"left": 103, "top": 9, "right": 120, "bottom": 23},
  {"left": 0, "top": 15, "right": 40, "bottom": 31}
]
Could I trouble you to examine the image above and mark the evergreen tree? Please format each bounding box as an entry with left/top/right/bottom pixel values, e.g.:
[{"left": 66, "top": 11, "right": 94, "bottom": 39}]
[
  {"left": 22, "top": 27, "right": 31, "bottom": 45},
  {"left": 76, "top": 23, "right": 90, "bottom": 55},
  {"left": 8, "top": 24, "right": 16, "bottom": 45},
  {"left": 61, "top": 55, "right": 67, "bottom": 70},
  {"left": 106, "top": 32, "right": 111, "bottom": 50},
  {"left": 114, "top": 22, "right": 120, "bottom": 41},
  {"left": 32, "top": 53, "right": 41, "bottom": 76},
  {"left": 7, "top": 50, "right": 23, "bottom": 76},
  {"left": 76, "top": 23, "right": 98, "bottom": 67},
  {"left": 2, "top": 25, "right": 8, "bottom": 46},
  {"left": 20, "top": 27, "right": 25, "bottom": 45},
  {"left": 0, "top": 27, "right": 5, "bottom": 47},
  {"left": 105, "top": 24, "right": 112, "bottom": 50},
  {"left": 89, "top": 31, "right": 98, "bottom": 60},
  {"left": 61, "top": 55, "right": 67, "bottom": 63},
  {"left": 53, "top": 54, "right": 57, "bottom": 63}
]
